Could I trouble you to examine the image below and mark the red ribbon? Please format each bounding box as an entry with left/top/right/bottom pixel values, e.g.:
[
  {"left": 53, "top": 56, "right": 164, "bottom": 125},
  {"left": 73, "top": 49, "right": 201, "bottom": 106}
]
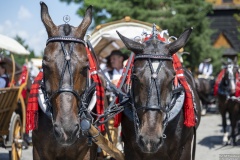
[
  {"left": 172, "top": 54, "right": 196, "bottom": 127},
  {"left": 86, "top": 46, "right": 105, "bottom": 132},
  {"left": 113, "top": 55, "right": 134, "bottom": 128}
]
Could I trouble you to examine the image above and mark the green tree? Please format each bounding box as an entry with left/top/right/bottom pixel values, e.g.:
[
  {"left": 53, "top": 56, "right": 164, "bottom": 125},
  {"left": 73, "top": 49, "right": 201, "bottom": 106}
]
[
  {"left": 60, "top": 0, "right": 221, "bottom": 75},
  {"left": 234, "top": 13, "right": 240, "bottom": 40},
  {"left": 234, "top": 13, "right": 240, "bottom": 64}
]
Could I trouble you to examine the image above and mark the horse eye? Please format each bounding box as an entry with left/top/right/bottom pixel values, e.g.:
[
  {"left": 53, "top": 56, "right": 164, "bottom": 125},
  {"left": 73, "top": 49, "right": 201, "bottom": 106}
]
[
  {"left": 132, "top": 74, "right": 139, "bottom": 82},
  {"left": 80, "top": 66, "right": 88, "bottom": 76},
  {"left": 43, "top": 55, "right": 51, "bottom": 62},
  {"left": 42, "top": 62, "right": 50, "bottom": 71}
]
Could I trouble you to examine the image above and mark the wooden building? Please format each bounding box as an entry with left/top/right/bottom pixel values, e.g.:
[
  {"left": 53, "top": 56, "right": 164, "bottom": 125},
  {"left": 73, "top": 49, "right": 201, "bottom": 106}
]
[{"left": 206, "top": 0, "right": 240, "bottom": 57}]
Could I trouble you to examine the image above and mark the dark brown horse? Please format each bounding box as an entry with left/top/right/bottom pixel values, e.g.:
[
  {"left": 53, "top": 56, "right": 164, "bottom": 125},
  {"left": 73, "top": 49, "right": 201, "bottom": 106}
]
[
  {"left": 117, "top": 27, "right": 201, "bottom": 160},
  {"left": 195, "top": 77, "right": 215, "bottom": 115},
  {"left": 226, "top": 98, "right": 240, "bottom": 145},
  {"left": 32, "top": 2, "right": 97, "bottom": 159},
  {"left": 217, "top": 63, "right": 238, "bottom": 145}
]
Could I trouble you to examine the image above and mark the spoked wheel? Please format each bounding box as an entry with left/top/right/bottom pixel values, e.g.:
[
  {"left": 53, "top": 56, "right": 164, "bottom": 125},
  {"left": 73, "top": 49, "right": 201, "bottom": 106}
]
[{"left": 9, "top": 113, "right": 23, "bottom": 160}]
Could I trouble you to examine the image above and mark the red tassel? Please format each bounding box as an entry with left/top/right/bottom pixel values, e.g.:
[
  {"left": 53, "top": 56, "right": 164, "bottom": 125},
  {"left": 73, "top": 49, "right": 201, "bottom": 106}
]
[
  {"left": 183, "top": 94, "right": 195, "bottom": 127},
  {"left": 172, "top": 54, "right": 196, "bottom": 127},
  {"left": 26, "top": 72, "right": 43, "bottom": 133},
  {"left": 26, "top": 110, "right": 38, "bottom": 134}
]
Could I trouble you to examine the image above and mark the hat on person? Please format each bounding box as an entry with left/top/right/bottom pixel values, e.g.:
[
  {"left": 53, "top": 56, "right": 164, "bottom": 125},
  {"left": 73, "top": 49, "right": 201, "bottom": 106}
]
[
  {"left": 107, "top": 50, "right": 129, "bottom": 61},
  {"left": 0, "top": 61, "right": 7, "bottom": 66},
  {"left": 203, "top": 58, "right": 212, "bottom": 63}
]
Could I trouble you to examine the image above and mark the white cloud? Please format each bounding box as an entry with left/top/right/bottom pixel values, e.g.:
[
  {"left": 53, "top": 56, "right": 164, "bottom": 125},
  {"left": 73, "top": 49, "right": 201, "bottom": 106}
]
[
  {"left": 0, "top": 19, "right": 45, "bottom": 56},
  {"left": 18, "top": 5, "right": 32, "bottom": 20},
  {"left": 0, "top": 20, "right": 29, "bottom": 39},
  {"left": 0, "top": 20, "right": 13, "bottom": 33},
  {"left": 16, "top": 30, "right": 29, "bottom": 39},
  {"left": 28, "top": 29, "right": 47, "bottom": 56}
]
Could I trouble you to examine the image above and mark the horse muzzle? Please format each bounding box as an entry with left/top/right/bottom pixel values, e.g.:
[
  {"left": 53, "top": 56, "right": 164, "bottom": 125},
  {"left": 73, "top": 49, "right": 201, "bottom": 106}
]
[
  {"left": 53, "top": 123, "right": 80, "bottom": 145},
  {"left": 137, "top": 134, "right": 164, "bottom": 153}
]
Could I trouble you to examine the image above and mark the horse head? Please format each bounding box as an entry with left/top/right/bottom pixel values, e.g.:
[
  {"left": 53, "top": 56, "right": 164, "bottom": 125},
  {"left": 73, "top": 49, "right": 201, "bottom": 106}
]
[
  {"left": 117, "top": 26, "right": 192, "bottom": 153},
  {"left": 40, "top": 2, "right": 92, "bottom": 145},
  {"left": 221, "top": 63, "right": 238, "bottom": 95}
]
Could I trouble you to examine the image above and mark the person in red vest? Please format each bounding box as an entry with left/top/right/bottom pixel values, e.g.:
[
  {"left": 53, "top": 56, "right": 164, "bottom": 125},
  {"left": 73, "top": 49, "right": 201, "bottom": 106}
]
[{"left": 0, "top": 62, "right": 9, "bottom": 88}]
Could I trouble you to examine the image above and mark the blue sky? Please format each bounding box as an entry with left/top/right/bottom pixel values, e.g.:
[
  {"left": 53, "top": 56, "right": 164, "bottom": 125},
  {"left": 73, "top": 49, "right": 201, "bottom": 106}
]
[{"left": 0, "top": 0, "right": 85, "bottom": 56}]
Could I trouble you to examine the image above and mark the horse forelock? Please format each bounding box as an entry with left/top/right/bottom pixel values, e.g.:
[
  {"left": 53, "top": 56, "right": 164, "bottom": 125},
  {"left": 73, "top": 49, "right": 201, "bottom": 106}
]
[
  {"left": 144, "top": 39, "right": 168, "bottom": 55},
  {"left": 56, "top": 24, "right": 75, "bottom": 36},
  {"left": 63, "top": 24, "right": 72, "bottom": 36}
]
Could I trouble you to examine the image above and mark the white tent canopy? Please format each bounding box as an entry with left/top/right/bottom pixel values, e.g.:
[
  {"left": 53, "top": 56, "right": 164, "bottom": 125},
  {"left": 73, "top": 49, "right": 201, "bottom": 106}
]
[
  {"left": 0, "top": 34, "right": 30, "bottom": 55},
  {"left": 30, "top": 58, "right": 42, "bottom": 68},
  {"left": 89, "top": 17, "right": 161, "bottom": 58}
]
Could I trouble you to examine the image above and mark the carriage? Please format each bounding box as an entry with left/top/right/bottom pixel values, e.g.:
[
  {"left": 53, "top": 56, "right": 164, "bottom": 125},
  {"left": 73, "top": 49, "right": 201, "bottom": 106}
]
[
  {"left": 0, "top": 34, "right": 30, "bottom": 160},
  {"left": 89, "top": 16, "right": 161, "bottom": 59}
]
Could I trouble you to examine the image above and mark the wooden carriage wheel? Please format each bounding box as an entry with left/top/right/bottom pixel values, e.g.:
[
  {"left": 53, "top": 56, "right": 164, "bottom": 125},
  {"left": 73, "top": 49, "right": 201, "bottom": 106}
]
[{"left": 9, "top": 113, "right": 23, "bottom": 160}]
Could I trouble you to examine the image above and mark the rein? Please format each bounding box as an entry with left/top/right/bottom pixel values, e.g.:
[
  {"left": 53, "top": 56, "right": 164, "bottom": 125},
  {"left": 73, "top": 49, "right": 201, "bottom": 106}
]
[{"left": 86, "top": 44, "right": 135, "bottom": 126}]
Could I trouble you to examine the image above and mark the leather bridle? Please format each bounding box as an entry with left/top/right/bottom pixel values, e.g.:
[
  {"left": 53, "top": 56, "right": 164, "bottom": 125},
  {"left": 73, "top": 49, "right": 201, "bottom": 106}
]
[
  {"left": 219, "top": 64, "right": 238, "bottom": 96},
  {"left": 41, "top": 36, "right": 94, "bottom": 118},
  {"left": 130, "top": 53, "right": 185, "bottom": 137},
  {"left": 133, "top": 54, "right": 173, "bottom": 112}
]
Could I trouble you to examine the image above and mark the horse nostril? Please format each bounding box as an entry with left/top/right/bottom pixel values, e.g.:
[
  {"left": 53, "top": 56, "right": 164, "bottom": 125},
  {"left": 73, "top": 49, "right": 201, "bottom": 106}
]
[
  {"left": 54, "top": 124, "right": 62, "bottom": 138},
  {"left": 72, "top": 124, "right": 79, "bottom": 136},
  {"left": 139, "top": 135, "right": 145, "bottom": 146},
  {"left": 159, "top": 137, "right": 162, "bottom": 145}
]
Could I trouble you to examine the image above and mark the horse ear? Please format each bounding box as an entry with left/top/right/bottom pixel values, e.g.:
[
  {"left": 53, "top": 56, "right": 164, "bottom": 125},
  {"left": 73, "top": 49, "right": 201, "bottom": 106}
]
[
  {"left": 40, "top": 1, "right": 57, "bottom": 37},
  {"left": 116, "top": 31, "right": 144, "bottom": 54},
  {"left": 76, "top": 6, "right": 92, "bottom": 39},
  {"left": 167, "top": 27, "right": 193, "bottom": 55}
]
